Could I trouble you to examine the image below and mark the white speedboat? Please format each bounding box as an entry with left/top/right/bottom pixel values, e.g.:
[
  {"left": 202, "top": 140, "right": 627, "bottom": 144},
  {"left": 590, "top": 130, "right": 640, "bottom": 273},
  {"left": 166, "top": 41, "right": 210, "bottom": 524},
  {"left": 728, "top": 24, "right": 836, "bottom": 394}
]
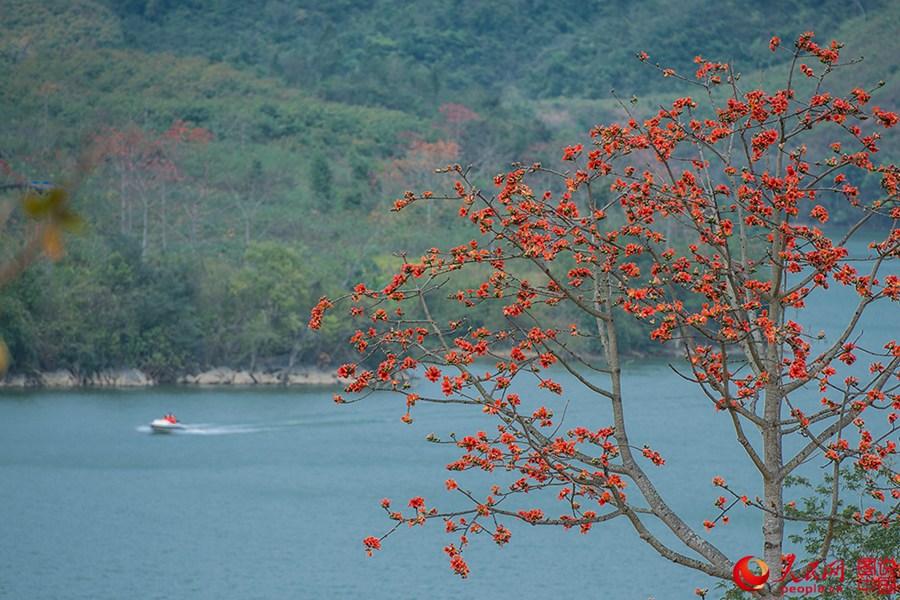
[{"left": 150, "top": 415, "right": 185, "bottom": 433}]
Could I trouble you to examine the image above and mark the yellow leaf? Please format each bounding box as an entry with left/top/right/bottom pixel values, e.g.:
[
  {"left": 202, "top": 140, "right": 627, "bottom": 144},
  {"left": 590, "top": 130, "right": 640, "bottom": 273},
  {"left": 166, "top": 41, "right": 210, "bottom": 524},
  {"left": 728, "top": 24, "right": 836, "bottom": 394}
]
[
  {"left": 22, "top": 190, "right": 50, "bottom": 218},
  {"left": 21, "top": 187, "right": 69, "bottom": 220},
  {"left": 0, "top": 339, "right": 8, "bottom": 375},
  {"left": 44, "top": 187, "right": 68, "bottom": 211},
  {"left": 42, "top": 226, "right": 65, "bottom": 260},
  {"left": 58, "top": 209, "right": 85, "bottom": 232}
]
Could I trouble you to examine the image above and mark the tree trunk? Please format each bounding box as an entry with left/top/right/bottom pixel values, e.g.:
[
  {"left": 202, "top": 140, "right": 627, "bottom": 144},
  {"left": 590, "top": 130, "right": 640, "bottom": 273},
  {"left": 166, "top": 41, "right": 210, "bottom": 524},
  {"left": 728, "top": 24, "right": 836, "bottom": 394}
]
[
  {"left": 761, "top": 411, "right": 784, "bottom": 599},
  {"left": 141, "top": 198, "right": 149, "bottom": 261},
  {"left": 288, "top": 330, "right": 305, "bottom": 370},
  {"left": 161, "top": 186, "right": 168, "bottom": 252},
  {"left": 189, "top": 205, "right": 198, "bottom": 249},
  {"left": 760, "top": 219, "right": 787, "bottom": 599},
  {"left": 120, "top": 174, "right": 128, "bottom": 234}
]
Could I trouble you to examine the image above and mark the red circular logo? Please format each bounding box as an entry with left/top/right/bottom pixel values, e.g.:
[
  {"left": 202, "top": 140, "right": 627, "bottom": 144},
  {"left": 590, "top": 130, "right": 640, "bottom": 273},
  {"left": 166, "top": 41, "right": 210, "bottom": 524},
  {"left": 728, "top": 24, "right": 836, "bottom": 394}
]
[{"left": 733, "top": 555, "right": 770, "bottom": 592}]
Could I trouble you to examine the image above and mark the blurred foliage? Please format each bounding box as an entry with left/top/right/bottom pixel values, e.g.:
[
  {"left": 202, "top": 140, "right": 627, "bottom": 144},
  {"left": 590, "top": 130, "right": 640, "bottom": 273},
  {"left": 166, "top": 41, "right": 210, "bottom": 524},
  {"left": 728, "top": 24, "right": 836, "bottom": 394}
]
[
  {"left": 0, "top": 181, "right": 83, "bottom": 375},
  {"left": 102, "top": 0, "right": 886, "bottom": 108}
]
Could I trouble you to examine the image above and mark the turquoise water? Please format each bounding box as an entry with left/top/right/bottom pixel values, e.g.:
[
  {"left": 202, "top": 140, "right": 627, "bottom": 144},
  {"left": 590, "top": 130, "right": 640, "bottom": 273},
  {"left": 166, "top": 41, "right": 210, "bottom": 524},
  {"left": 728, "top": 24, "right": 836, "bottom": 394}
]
[
  {"left": 1, "top": 372, "right": 752, "bottom": 600},
  {"left": 0, "top": 237, "right": 894, "bottom": 599}
]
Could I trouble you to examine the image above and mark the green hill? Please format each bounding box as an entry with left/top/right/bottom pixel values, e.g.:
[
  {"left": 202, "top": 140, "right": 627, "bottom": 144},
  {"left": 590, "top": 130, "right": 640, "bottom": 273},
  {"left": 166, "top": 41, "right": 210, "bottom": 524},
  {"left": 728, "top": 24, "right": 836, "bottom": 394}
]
[{"left": 0, "top": 0, "right": 896, "bottom": 379}]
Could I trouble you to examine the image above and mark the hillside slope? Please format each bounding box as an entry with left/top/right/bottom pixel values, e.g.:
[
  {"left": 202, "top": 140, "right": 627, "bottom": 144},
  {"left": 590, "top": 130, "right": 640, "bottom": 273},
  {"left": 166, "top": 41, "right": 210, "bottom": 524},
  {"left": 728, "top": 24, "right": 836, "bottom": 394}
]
[{"left": 0, "top": 0, "right": 896, "bottom": 378}]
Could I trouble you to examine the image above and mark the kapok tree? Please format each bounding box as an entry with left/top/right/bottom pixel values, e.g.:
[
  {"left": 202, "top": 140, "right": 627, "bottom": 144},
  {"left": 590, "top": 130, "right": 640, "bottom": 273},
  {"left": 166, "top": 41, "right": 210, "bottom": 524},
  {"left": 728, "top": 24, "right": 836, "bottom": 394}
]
[
  {"left": 92, "top": 120, "right": 212, "bottom": 257},
  {"left": 310, "top": 32, "right": 899, "bottom": 598}
]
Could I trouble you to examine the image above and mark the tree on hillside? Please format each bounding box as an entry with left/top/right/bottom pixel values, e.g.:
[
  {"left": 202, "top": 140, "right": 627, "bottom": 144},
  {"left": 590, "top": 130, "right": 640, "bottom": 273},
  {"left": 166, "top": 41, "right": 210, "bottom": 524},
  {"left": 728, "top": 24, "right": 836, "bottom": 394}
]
[
  {"left": 438, "top": 102, "right": 480, "bottom": 142},
  {"left": 309, "top": 152, "right": 335, "bottom": 212},
  {"left": 227, "top": 242, "right": 313, "bottom": 372},
  {"left": 93, "top": 121, "right": 212, "bottom": 259},
  {"left": 223, "top": 159, "right": 285, "bottom": 247},
  {"left": 311, "top": 33, "right": 899, "bottom": 598},
  {"left": 382, "top": 136, "right": 460, "bottom": 226}
]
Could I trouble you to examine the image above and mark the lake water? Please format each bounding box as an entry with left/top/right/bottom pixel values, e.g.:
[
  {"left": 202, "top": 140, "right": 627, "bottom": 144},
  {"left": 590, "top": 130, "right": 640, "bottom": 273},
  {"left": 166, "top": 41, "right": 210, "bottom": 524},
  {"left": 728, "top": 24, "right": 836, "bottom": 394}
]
[
  {"left": 1, "top": 373, "right": 750, "bottom": 600},
  {"left": 0, "top": 236, "right": 895, "bottom": 599}
]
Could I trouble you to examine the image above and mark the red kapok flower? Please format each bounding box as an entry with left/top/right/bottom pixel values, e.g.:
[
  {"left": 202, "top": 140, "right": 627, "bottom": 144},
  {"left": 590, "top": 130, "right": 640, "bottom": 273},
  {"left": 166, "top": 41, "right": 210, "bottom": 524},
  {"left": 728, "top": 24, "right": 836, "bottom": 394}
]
[{"left": 363, "top": 536, "right": 382, "bottom": 556}]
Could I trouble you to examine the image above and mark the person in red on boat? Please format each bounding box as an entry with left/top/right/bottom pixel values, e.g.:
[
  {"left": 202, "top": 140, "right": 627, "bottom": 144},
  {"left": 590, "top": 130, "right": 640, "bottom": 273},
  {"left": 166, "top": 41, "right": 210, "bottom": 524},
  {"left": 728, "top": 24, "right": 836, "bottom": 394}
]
[{"left": 164, "top": 413, "right": 177, "bottom": 424}]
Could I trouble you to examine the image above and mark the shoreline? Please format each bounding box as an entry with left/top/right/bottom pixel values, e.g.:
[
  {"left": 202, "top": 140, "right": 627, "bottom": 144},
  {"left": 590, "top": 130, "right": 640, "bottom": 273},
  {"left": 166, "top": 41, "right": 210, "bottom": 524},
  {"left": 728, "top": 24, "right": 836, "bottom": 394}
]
[{"left": 0, "top": 366, "right": 341, "bottom": 389}]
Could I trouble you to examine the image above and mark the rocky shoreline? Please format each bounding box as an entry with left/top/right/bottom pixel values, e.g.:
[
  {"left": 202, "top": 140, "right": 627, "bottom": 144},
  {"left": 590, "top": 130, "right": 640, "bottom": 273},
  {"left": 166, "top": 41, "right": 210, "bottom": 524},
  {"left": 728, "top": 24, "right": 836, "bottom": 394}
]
[{"left": 0, "top": 367, "right": 340, "bottom": 389}]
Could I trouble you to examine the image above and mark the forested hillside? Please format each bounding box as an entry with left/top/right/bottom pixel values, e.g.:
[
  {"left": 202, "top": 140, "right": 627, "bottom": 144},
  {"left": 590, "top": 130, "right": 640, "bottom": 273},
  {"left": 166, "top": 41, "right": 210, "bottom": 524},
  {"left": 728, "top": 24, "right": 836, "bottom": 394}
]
[{"left": 0, "top": 0, "right": 896, "bottom": 380}]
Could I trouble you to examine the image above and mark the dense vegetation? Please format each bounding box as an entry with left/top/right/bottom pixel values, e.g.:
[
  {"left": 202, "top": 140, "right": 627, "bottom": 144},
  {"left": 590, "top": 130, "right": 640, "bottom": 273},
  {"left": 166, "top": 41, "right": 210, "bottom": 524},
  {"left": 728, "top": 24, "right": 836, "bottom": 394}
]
[{"left": 0, "top": 0, "right": 896, "bottom": 379}]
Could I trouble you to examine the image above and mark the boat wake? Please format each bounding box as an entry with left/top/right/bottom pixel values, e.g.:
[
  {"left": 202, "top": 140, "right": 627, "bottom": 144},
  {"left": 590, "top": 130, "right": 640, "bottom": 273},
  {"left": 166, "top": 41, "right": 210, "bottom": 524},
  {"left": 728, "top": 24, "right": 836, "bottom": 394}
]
[
  {"left": 179, "top": 424, "right": 273, "bottom": 435},
  {"left": 137, "top": 421, "right": 302, "bottom": 436}
]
